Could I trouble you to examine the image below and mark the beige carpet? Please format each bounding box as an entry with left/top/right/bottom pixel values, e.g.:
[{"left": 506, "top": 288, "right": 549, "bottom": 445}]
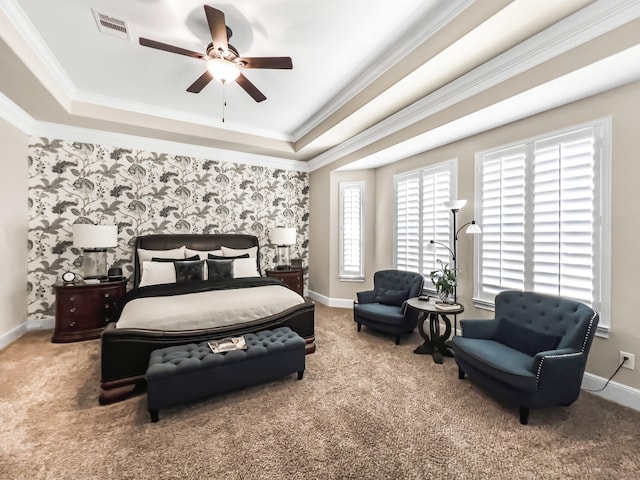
[{"left": 1, "top": 303, "right": 639, "bottom": 479}]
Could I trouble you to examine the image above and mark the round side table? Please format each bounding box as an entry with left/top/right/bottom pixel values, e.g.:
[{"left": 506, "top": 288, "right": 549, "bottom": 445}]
[{"left": 406, "top": 297, "right": 464, "bottom": 364}]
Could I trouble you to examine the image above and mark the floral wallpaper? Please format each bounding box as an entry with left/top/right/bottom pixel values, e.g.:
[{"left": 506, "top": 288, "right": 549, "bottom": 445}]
[{"left": 28, "top": 138, "right": 309, "bottom": 319}]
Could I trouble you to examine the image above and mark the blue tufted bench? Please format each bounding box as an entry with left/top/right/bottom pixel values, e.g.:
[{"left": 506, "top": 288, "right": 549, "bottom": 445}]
[{"left": 145, "top": 327, "right": 305, "bottom": 422}]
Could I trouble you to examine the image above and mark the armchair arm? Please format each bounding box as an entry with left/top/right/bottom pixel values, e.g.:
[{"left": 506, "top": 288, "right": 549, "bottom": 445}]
[
  {"left": 460, "top": 319, "right": 498, "bottom": 339},
  {"left": 356, "top": 290, "right": 376, "bottom": 304},
  {"left": 533, "top": 349, "right": 586, "bottom": 401}
]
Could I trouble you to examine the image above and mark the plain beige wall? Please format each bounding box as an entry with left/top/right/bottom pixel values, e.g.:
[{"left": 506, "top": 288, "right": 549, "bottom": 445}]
[
  {"left": 0, "top": 118, "right": 28, "bottom": 337},
  {"left": 309, "top": 80, "right": 640, "bottom": 390}
]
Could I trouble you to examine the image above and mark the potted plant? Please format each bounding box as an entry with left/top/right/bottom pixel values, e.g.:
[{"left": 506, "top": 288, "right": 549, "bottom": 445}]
[{"left": 430, "top": 260, "right": 458, "bottom": 303}]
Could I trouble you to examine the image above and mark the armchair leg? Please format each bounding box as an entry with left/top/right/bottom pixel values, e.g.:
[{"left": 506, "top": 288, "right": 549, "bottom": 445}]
[
  {"left": 357, "top": 323, "right": 361, "bottom": 332},
  {"left": 458, "top": 367, "right": 465, "bottom": 380},
  {"left": 395, "top": 336, "right": 400, "bottom": 346},
  {"left": 519, "top": 407, "right": 530, "bottom": 425}
]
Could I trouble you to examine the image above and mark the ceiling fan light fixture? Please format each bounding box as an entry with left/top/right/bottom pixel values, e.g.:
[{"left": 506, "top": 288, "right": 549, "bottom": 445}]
[{"left": 206, "top": 58, "right": 240, "bottom": 83}]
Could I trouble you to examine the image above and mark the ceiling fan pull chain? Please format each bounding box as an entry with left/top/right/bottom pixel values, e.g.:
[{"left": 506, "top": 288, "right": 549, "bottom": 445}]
[{"left": 222, "top": 81, "right": 226, "bottom": 123}]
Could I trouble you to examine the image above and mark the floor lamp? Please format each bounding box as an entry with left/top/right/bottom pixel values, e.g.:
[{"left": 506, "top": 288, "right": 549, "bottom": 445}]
[{"left": 426, "top": 199, "right": 481, "bottom": 303}]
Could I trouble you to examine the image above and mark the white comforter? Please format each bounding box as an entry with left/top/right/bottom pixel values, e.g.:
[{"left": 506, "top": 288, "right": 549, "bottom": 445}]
[{"left": 115, "top": 285, "right": 304, "bottom": 331}]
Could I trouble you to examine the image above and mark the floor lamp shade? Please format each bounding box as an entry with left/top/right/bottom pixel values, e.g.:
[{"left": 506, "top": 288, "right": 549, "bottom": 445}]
[
  {"left": 73, "top": 224, "right": 118, "bottom": 279},
  {"left": 270, "top": 227, "right": 296, "bottom": 270}
]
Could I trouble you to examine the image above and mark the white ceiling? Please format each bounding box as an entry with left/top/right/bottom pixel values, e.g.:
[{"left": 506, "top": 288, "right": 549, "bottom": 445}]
[{"left": 1, "top": 0, "right": 640, "bottom": 168}]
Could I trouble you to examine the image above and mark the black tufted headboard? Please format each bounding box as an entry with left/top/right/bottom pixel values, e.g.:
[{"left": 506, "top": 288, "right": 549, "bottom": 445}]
[{"left": 133, "top": 234, "right": 260, "bottom": 287}]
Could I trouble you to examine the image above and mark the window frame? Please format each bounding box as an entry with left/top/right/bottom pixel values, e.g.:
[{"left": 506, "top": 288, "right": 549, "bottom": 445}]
[
  {"left": 339, "top": 181, "right": 365, "bottom": 281},
  {"left": 393, "top": 159, "right": 458, "bottom": 290},
  {"left": 473, "top": 118, "right": 611, "bottom": 335}
]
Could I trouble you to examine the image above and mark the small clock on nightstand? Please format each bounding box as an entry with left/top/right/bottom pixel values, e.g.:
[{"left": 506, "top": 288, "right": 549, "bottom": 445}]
[{"left": 61, "top": 271, "right": 78, "bottom": 285}]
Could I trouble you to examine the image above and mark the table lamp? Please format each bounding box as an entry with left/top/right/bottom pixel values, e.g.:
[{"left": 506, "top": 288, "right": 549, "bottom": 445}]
[
  {"left": 73, "top": 224, "right": 118, "bottom": 280},
  {"left": 270, "top": 227, "right": 296, "bottom": 270}
]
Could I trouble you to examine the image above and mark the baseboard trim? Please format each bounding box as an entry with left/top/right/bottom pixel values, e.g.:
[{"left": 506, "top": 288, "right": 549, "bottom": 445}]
[
  {"left": 307, "top": 290, "right": 353, "bottom": 309},
  {"left": 0, "top": 322, "right": 27, "bottom": 351},
  {"left": 27, "top": 316, "right": 55, "bottom": 331},
  {"left": 0, "top": 316, "right": 54, "bottom": 351},
  {"left": 582, "top": 372, "right": 640, "bottom": 411}
]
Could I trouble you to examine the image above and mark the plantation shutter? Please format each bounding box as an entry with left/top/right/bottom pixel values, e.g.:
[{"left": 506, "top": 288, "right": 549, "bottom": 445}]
[
  {"left": 532, "top": 127, "right": 597, "bottom": 305},
  {"left": 422, "top": 166, "right": 453, "bottom": 277},
  {"left": 339, "top": 182, "right": 364, "bottom": 278},
  {"left": 395, "top": 173, "right": 421, "bottom": 272},
  {"left": 478, "top": 146, "right": 526, "bottom": 298}
]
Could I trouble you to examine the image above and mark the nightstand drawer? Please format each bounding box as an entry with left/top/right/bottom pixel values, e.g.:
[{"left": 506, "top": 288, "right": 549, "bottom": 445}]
[{"left": 265, "top": 269, "right": 305, "bottom": 297}]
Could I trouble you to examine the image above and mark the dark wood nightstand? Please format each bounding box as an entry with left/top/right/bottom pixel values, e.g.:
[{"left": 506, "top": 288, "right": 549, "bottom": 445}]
[
  {"left": 52, "top": 280, "right": 127, "bottom": 343},
  {"left": 265, "top": 268, "right": 304, "bottom": 297}
]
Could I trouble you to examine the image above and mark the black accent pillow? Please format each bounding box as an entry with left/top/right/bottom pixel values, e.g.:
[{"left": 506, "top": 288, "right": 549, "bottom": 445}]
[
  {"left": 173, "top": 260, "right": 204, "bottom": 283},
  {"left": 492, "top": 318, "right": 562, "bottom": 356},
  {"left": 207, "top": 253, "right": 250, "bottom": 260},
  {"left": 374, "top": 289, "right": 409, "bottom": 307},
  {"left": 206, "top": 259, "right": 233, "bottom": 281},
  {"left": 151, "top": 255, "right": 200, "bottom": 262}
]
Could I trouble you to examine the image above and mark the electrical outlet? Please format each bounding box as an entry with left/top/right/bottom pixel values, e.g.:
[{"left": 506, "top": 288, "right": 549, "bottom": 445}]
[{"left": 619, "top": 351, "right": 635, "bottom": 370}]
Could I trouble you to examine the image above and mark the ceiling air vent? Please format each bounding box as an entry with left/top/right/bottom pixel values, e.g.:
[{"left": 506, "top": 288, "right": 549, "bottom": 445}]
[{"left": 92, "top": 9, "right": 130, "bottom": 41}]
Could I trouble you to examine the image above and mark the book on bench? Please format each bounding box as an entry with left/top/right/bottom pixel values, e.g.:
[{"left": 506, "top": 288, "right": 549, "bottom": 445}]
[{"left": 208, "top": 336, "right": 247, "bottom": 353}]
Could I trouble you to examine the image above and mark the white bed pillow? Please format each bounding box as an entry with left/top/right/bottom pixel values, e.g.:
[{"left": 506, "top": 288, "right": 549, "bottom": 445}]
[
  {"left": 138, "top": 261, "right": 177, "bottom": 287},
  {"left": 232, "top": 257, "right": 260, "bottom": 278},
  {"left": 185, "top": 248, "right": 223, "bottom": 260},
  {"left": 137, "top": 246, "right": 186, "bottom": 274},
  {"left": 221, "top": 246, "right": 258, "bottom": 258}
]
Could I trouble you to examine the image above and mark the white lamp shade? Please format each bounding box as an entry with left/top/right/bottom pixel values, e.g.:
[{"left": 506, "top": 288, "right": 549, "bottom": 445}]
[
  {"left": 73, "top": 224, "right": 118, "bottom": 249},
  {"left": 425, "top": 240, "right": 435, "bottom": 252},
  {"left": 270, "top": 227, "right": 296, "bottom": 246},
  {"left": 465, "top": 221, "right": 482, "bottom": 234},
  {"left": 442, "top": 199, "right": 467, "bottom": 211}
]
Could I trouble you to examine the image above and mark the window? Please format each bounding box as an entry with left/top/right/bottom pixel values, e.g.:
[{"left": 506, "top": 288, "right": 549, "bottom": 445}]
[
  {"left": 339, "top": 181, "right": 364, "bottom": 280},
  {"left": 475, "top": 119, "right": 610, "bottom": 330},
  {"left": 394, "top": 160, "right": 456, "bottom": 282}
]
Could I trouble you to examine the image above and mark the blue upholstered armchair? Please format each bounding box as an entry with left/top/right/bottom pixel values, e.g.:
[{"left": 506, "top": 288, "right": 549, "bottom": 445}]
[
  {"left": 354, "top": 270, "right": 424, "bottom": 345},
  {"left": 452, "top": 290, "right": 599, "bottom": 424}
]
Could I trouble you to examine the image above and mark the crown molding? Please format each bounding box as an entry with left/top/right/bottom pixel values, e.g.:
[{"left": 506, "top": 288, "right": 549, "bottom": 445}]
[
  {"left": 32, "top": 120, "right": 309, "bottom": 172},
  {"left": 290, "top": 0, "right": 475, "bottom": 141},
  {"left": 308, "top": 0, "right": 640, "bottom": 172},
  {"left": 0, "top": 0, "right": 77, "bottom": 108},
  {"left": 0, "top": 92, "right": 35, "bottom": 133},
  {"left": 71, "top": 90, "right": 293, "bottom": 142},
  {"left": 0, "top": 93, "right": 308, "bottom": 172}
]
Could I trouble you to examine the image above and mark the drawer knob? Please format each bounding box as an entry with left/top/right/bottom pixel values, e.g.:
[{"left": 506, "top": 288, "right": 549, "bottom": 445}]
[
  {"left": 70, "top": 296, "right": 76, "bottom": 302},
  {"left": 104, "top": 293, "right": 110, "bottom": 298},
  {"left": 69, "top": 321, "right": 76, "bottom": 328},
  {"left": 104, "top": 304, "right": 110, "bottom": 309},
  {"left": 69, "top": 307, "right": 77, "bottom": 313}
]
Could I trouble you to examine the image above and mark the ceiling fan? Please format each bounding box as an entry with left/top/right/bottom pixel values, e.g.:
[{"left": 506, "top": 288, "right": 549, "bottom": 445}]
[{"left": 139, "top": 5, "right": 293, "bottom": 103}]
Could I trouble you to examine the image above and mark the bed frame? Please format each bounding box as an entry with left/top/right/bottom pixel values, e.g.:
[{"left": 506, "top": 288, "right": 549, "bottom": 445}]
[{"left": 99, "top": 233, "right": 315, "bottom": 405}]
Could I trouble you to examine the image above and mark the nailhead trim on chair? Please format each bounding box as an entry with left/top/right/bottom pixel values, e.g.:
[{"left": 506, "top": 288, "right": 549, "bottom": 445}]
[
  {"left": 535, "top": 352, "right": 583, "bottom": 388},
  {"left": 580, "top": 310, "right": 597, "bottom": 353},
  {"left": 535, "top": 311, "right": 597, "bottom": 388}
]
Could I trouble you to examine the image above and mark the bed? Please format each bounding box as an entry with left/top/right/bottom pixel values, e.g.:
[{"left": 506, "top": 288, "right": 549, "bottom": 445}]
[{"left": 99, "top": 233, "right": 315, "bottom": 404}]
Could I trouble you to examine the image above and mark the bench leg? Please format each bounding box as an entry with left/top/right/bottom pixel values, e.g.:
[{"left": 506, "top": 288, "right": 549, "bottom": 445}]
[
  {"left": 297, "top": 370, "right": 304, "bottom": 380},
  {"left": 150, "top": 410, "right": 159, "bottom": 423}
]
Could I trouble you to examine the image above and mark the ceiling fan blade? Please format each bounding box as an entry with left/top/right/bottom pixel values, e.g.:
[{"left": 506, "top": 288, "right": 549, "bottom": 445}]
[
  {"left": 139, "top": 37, "right": 206, "bottom": 60},
  {"left": 237, "top": 57, "right": 293, "bottom": 69},
  {"left": 186, "top": 71, "right": 214, "bottom": 93},
  {"left": 204, "top": 5, "right": 228, "bottom": 54},
  {"left": 236, "top": 74, "right": 266, "bottom": 102}
]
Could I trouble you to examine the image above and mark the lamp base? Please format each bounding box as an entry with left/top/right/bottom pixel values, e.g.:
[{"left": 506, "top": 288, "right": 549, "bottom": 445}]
[
  {"left": 83, "top": 248, "right": 108, "bottom": 280},
  {"left": 276, "top": 245, "right": 291, "bottom": 271}
]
